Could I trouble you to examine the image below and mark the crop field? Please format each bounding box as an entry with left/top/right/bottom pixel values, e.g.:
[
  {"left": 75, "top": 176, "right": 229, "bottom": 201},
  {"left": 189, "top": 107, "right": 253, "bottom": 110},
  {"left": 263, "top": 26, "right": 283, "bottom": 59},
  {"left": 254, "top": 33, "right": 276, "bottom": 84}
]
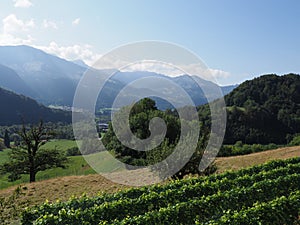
[{"left": 22, "top": 157, "right": 300, "bottom": 225}]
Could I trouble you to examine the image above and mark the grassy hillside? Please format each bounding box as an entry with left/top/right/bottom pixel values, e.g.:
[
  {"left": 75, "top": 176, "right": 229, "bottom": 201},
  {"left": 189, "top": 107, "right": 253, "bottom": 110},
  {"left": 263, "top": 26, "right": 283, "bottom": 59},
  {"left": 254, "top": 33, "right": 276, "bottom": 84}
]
[
  {"left": 0, "top": 140, "right": 126, "bottom": 189},
  {"left": 0, "top": 149, "right": 10, "bottom": 165},
  {"left": 21, "top": 156, "right": 300, "bottom": 224},
  {"left": 1, "top": 140, "right": 299, "bottom": 189},
  {"left": 216, "top": 145, "right": 300, "bottom": 173},
  {"left": 41, "top": 139, "right": 79, "bottom": 152},
  {"left": 0, "top": 152, "right": 125, "bottom": 189},
  {"left": 0, "top": 145, "right": 299, "bottom": 224}
]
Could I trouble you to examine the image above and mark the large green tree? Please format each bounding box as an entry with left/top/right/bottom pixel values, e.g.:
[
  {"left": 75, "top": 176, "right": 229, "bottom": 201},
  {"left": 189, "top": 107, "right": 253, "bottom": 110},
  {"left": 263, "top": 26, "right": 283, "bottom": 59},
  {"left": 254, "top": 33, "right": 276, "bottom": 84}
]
[
  {"left": 102, "top": 98, "right": 180, "bottom": 165},
  {"left": 0, "top": 121, "right": 68, "bottom": 182},
  {"left": 102, "top": 98, "right": 214, "bottom": 179}
]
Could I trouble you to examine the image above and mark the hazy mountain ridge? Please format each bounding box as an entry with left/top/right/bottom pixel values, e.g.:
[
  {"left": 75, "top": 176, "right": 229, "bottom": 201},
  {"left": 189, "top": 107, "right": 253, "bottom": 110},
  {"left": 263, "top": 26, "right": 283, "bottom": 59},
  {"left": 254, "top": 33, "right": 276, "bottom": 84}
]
[
  {"left": 0, "top": 64, "right": 36, "bottom": 98},
  {"left": 0, "top": 45, "right": 236, "bottom": 109},
  {"left": 0, "top": 45, "right": 86, "bottom": 105},
  {"left": 108, "top": 71, "right": 237, "bottom": 109}
]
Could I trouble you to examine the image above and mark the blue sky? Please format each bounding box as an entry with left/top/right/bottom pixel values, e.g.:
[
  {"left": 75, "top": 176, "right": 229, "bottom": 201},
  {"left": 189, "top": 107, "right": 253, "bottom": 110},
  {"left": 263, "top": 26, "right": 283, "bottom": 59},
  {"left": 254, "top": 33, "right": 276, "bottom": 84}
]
[{"left": 0, "top": 0, "right": 299, "bottom": 85}]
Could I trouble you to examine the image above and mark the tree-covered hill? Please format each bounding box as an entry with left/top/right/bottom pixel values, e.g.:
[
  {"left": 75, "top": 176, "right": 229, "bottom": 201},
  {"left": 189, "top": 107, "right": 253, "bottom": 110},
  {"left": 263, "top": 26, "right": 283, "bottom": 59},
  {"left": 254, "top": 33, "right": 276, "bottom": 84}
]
[
  {"left": 0, "top": 87, "right": 71, "bottom": 125},
  {"left": 223, "top": 73, "right": 300, "bottom": 144},
  {"left": 102, "top": 74, "right": 300, "bottom": 175}
]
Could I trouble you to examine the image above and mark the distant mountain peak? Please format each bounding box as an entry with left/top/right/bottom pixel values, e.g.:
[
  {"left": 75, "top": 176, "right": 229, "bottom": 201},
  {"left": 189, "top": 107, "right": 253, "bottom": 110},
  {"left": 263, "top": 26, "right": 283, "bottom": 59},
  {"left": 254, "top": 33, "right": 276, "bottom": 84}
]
[
  {"left": 0, "top": 45, "right": 87, "bottom": 106},
  {"left": 0, "top": 45, "right": 237, "bottom": 108},
  {"left": 72, "top": 59, "right": 89, "bottom": 68}
]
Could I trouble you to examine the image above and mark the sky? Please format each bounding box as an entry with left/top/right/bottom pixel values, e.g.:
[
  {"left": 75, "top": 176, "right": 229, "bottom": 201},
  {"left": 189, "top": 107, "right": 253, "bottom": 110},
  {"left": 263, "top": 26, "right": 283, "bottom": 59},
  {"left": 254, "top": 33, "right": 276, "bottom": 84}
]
[{"left": 0, "top": 0, "right": 299, "bottom": 85}]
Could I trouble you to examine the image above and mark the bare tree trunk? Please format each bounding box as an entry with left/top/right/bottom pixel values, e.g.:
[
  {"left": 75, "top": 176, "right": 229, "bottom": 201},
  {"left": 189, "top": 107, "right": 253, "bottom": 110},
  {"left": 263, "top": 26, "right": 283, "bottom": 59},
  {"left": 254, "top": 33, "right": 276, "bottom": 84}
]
[
  {"left": 29, "top": 156, "right": 36, "bottom": 182},
  {"left": 29, "top": 168, "right": 36, "bottom": 182}
]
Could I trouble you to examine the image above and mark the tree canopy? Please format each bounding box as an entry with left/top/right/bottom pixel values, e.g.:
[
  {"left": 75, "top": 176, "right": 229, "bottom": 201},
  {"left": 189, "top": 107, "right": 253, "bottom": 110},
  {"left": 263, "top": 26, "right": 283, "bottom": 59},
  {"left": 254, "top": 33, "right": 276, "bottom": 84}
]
[
  {"left": 102, "top": 98, "right": 214, "bottom": 179},
  {"left": 0, "top": 121, "right": 68, "bottom": 182},
  {"left": 223, "top": 73, "right": 300, "bottom": 144}
]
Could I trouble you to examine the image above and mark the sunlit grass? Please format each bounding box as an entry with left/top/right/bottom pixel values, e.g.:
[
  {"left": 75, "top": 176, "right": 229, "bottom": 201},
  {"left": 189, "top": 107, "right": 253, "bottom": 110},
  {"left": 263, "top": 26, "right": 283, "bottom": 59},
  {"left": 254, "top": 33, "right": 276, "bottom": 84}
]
[{"left": 0, "top": 140, "right": 124, "bottom": 189}]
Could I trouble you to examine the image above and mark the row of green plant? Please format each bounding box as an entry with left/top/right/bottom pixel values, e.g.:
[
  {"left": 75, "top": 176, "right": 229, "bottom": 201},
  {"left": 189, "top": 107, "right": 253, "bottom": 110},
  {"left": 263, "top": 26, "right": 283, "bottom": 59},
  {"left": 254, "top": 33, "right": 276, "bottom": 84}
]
[
  {"left": 204, "top": 191, "right": 300, "bottom": 225},
  {"left": 112, "top": 174, "right": 300, "bottom": 225},
  {"left": 204, "top": 190, "right": 300, "bottom": 225},
  {"left": 32, "top": 173, "right": 300, "bottom": 225},
  {"left": 21, "top": 157, "right": 300, "bottom": 224},
  {"left": 21, "top": 157, "right": 300, "bottom": 222}
]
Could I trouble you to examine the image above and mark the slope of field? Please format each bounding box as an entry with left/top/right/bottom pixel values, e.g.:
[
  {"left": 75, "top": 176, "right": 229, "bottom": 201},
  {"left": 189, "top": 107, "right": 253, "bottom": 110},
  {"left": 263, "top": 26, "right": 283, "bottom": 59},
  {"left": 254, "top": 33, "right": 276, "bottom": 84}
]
[
  {"left": 0, "top": 140, "right": 125, "bottom": 189},
  {"left": 216, "top": 145, "right": 300, "bottom": 173},
  {"left": 0, "top": 174, "right": 127, "bottom": 224},
  {"left": 22, "top": 157, "right": 300, "bottom": 224},
  {"left": 0, "top": 146, "right": 299, "bottom": 224}
]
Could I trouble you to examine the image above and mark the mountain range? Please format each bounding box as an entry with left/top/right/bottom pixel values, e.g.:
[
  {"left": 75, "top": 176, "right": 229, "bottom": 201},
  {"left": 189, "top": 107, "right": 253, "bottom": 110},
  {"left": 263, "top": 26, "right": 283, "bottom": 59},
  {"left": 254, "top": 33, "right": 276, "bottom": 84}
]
[
  {"left": 0, "top": 45, "right": 85, "bottom": 105},
  {"left": 0, "top": 45, "right": 236, "bottom": 110},
  {"left": 0, "top": 63, "right": 35, "bottom": 98},
  {"left": 0, "top": 45, "right": 299, "bottom": 146}
]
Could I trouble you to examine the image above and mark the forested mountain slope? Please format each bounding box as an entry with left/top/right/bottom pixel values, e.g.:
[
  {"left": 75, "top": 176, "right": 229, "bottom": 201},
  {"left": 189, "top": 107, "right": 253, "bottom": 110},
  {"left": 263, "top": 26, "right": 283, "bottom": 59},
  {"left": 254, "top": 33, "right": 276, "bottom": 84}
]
[
  {"left": 0, "top": 87, "right": 71, "bottom": 125},
  {"left": 223, "top": 73, "right": 300, "bottom": 144}
]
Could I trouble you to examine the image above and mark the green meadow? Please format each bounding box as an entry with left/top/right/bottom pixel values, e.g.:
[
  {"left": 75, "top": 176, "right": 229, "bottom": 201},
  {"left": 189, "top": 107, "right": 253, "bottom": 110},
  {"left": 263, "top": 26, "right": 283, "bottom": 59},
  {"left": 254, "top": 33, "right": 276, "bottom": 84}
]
[{"left": 0, "top": 140, "right": 124, "bottom": 189}]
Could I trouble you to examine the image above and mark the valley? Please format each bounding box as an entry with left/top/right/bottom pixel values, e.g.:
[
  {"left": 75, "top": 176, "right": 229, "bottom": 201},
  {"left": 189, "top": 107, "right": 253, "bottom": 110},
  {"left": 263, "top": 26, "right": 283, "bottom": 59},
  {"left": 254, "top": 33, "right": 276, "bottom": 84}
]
[{"left": 0, "top": 46, "right": 299, "bottom": 224}]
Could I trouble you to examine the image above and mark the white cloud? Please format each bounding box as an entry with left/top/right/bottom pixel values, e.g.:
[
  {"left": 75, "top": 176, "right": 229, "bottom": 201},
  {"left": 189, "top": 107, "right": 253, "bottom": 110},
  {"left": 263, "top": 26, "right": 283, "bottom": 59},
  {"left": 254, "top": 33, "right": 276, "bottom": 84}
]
[
  {"left": 13, "top": 0, "right": 33, "bottom": 8},
  {"left": 72, "top": 18, "right": 80, "bottom": 26},
  {"left": 0, "top": 13, "right": 230, "bottom": 83},
  {"left": 121, "top": 61, "right": 183, "bottom": 76},
  {"left": 0, "top": 14, "right": 98, "bottom": 64},
  {"left": 120, "top": 61, "right": 230, "bottom": 82},
  {"left": 36, "top": 41, "right": 101, "bottom": 66},
  {"left": 0, "top": 33, "right": 34, "bottom": 45},
  {"left": 2, "top": 14, "right": 35, "bottom": 34},
  {"left": 43, "top": 19, "right": 58, "bottom": 29},
  {"left": 0, "top": 13, "right": 99, "bottom": 65},
  {"left": 0, "top": 14, "right": 35, "bottom": 45},
  {"left": 205, "top": 68, "right": 230, "bottom": 79},
  {"left": 169, "top": 63, "right": 230, "bottom": 82}
]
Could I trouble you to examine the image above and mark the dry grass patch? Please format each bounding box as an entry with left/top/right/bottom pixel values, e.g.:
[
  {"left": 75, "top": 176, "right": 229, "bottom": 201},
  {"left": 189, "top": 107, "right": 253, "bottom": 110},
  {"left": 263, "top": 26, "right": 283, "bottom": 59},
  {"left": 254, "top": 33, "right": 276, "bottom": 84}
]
[
  {"left": 216, "top": 145, "right": 300, "bottom": 173},
  {"left": 0, "top": 174, "right": 127, "bottom": 224},
  {"left": 0, "top": 174, "right": 126, "bottom": 205}
]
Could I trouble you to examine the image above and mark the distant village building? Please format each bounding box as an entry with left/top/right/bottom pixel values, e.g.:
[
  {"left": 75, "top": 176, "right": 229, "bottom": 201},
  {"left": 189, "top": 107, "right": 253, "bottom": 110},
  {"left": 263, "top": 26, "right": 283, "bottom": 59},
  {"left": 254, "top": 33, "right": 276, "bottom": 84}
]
[{"left": 97, "top": 123, "right": 109, "bottom": 132}]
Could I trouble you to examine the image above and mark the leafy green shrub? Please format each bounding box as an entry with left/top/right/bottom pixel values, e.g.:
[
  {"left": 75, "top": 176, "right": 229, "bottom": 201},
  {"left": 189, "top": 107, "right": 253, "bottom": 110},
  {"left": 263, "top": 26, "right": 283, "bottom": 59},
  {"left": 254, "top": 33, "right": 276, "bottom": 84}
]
[
  {"left": 66, "top": 147, "right": 81, "bottom": 156},
  {"left": 289, "top": 134, "right": 300, "bottom": 146},
  {"left": 219, "top": 141, "right": 281, "bottom": 157},
  {"left": 0, "top": 138, "right": 5, "bottom": 150}
]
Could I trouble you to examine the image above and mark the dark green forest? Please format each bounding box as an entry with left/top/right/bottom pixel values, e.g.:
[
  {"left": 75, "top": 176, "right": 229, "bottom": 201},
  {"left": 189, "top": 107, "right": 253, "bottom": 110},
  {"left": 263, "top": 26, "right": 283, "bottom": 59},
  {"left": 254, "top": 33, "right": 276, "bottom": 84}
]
[
  {"left": 224, "top": 73, "right": 300, "bottom": 144},
  {"left": 0, "top": 87, "right": 71, "bottom": 125}
]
